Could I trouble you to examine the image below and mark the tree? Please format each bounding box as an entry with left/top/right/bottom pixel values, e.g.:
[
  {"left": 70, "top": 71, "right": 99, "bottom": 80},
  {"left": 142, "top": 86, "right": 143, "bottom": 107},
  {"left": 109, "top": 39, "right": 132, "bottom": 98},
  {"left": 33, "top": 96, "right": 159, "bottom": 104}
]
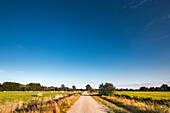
[
  {"left": 21, "top": 85, "right": 27, "bottom": 91},
  {"left": 99, "top": 83, "right": 104, "bottom": 94},
  {"left": 55, "top": 87, "right": 59, "bottom": 91},
  {"left": 86, "top": 84, "right": 94, "bottom": 92},
  {"left": 139, "top": 87, "right": 149, "bottom": 91},
  {"left": 72, "top": 85, "right": 76, "bottom": 91},
  {"left": 0, "top": 83, "right": 3, "bottom": 91},
  {"left": 155, "top": 87, "right": 161, "bottom": 91},
  {"left": 61, "top": 84, "right": 65, "bottom": 91},
  {"left": 99, "top": 82, "right": 116, "bottom": 96},
  {"left": 26, "top": 83, "right": 42, "bottom": 91},
  {"left": 149, "top": 87, "right": 155, "bottom": 91},
  {"left": 3, "top": 82, "right": 21, "bottom": 91},
  {"left": 49, "top": 86, "right": 55, "bottom": 91},
  {"left": 160, "top": 84, "right": 169, "bottom": 91}
]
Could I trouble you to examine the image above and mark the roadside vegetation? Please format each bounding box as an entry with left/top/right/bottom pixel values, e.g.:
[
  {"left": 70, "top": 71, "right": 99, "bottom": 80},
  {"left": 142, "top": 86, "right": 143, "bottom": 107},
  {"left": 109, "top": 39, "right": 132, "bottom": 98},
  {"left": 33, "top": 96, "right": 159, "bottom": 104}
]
[
  {"left": 89, "top": 82, "right": 170, "bottom": 113},
  {"left": 114, "top": 91, "right": 170, "bottom": 107},
  {"left": 0, "top": 81, "right": 83, "bottom": 113},
  {"left": 0, "top": 91, "right": 82, "bottom": 113},
  {"left": 92, "top": 94, "right": 130, "bottom": 113},
  {"left": 1, "top": 81, "right": 170, "bottom": 113}
]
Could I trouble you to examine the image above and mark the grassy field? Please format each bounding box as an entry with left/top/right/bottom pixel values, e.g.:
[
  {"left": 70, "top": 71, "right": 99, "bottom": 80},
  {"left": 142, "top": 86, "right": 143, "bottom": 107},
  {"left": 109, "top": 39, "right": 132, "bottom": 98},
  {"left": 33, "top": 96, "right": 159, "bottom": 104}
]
[
  {"left": 0, "top": 91, "right": 81, "bottom": 113},
  {"left": 114, "top": 91, "right": 170, "bottom": 100},
  {"left": 0, "top": 91, "right": 73, "bottom": 105},
  {"left": 91, "top": 91, "right": 170, "bottom": 113}
]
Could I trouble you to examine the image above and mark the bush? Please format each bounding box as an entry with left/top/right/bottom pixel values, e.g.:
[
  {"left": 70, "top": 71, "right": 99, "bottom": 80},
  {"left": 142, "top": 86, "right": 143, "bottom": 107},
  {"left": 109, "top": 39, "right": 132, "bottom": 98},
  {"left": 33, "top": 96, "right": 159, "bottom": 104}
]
[{"left": 99, "top": 82, "right": 116, "bottom": 96}]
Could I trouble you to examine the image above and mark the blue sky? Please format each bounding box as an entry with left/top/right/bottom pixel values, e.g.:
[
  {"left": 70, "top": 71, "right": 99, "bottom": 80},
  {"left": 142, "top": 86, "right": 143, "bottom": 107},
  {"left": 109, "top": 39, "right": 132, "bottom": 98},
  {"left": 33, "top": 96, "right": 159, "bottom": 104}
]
[{"left": 0, "top": 0, "right": 170, "bottom": 89}]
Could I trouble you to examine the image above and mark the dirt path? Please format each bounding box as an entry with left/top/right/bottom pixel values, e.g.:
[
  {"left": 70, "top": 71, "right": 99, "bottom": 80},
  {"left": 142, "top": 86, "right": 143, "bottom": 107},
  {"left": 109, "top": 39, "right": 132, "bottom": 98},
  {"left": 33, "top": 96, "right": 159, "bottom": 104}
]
[{"left": 67, "top": 91, "right": 107, "bottom": 113}]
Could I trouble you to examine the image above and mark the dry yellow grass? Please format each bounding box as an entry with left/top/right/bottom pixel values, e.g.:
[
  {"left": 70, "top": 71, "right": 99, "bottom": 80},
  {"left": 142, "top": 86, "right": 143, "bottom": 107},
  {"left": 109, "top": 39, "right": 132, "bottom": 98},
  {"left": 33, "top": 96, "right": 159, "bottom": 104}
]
[
  {"left": 92, "top": 96, "right": 130, "bottom": 113},
  {"left": 102, "top": 95, "right": 170, "bottom": 113}
]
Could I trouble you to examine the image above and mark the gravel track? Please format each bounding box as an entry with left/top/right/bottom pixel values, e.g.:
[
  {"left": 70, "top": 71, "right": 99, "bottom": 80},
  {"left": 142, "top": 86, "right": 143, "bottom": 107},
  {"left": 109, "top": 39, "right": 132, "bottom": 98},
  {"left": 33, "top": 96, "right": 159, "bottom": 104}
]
[{"left": 67, "top": 91, "right": 107, "bottom": 113}]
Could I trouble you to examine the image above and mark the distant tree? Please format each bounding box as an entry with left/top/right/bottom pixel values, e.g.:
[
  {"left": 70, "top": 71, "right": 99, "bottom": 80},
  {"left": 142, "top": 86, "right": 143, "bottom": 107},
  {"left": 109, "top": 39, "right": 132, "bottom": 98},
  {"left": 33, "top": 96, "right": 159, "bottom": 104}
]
[
  {"left": 105, "top": 84, "right": 170, "bottom": 92},
  {"left": 149, "top": 87, "right": 155, "bottom": 91},
  {"left": 21, "top": 86, "right": 27, "bottom": 91},
  {"left": 129, "top": 89, "right": 134, "bottom": 91},
  {"left": 61, "top": 84, "right": 65, "bottom": 91},
  {"left": 0, "top": 83, "right": 2, "bottom": 91},
  {"left": 41, "top": 86, "right": 47, "bottom": 91},
  {"left": 79, "top": 88, "right": 84, "bottom": 91},
  {"left": 99, "top": 82, "right": 116, "bottom": 96},
  {"left": 86, "top": 84, "right": 91, "bottom": 91},
  {"left": 86, "top": 84, "right": 94, "bottom": 92},
  {"left": 66, "top": 87, "right": 72, "bottom": 91},
  {"left": 155, "top": 87, "right": 161, "bottom": 91},
  {"left": 160, "top": 84, "right": 169, "bottom": 91},
  {"left": 26, "top": 83, "right": 42, "bottom": 91},
  {"left": 139, "top": 87, "right": 149, "bottom": 91},
  {"left": 3, "top": 82, "right": 21, "bottom": 91},
  {"left": 99, "top": 83, "right": 104, "bottom": 94},
  {"left": 55, "top": 87, "right": 59, "bottom": 91},
  {"left": 72, "top": 85, "right": 76, "bottom": 91},
  {"left": 0, "top": 81, "right": 86, "bottom": 91},
  {"left": 125, "top": 88, "right": 129, "bottom": 91},
  {"left": 49, "top": 86, "right": 55, "bottom": 91}
]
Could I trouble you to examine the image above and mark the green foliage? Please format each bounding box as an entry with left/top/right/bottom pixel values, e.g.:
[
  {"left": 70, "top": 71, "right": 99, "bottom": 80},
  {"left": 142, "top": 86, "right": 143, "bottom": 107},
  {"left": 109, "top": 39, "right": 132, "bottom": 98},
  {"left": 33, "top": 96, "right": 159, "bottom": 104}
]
[
  {"left": 99, "top": 82, "right": 116, "bottom": 96},
  {"left": 0, "top": 82, "right": 73, "bottom": 91},
  {"left": 139, "top": 87, "right": 149, "bottom": 91},
  {"left": 161, "top": 84, "right": 170, "bottom": 91},
  {"left": 3, "top": 82, "right": 21, "bottom": 91},
  {"left": 61, "top": 84, "right": 66, "bottom": 91},
  {"left": 72, "top": 85, "right": 76, "bottom": 91},
  {"left": 0, "top": 83, "right": 3, "bottom": 91},
  {"left": 26, "top": 83, "right": 42, "bottom": 91},
  {"left": 86, "top": 84, "right": 91, "bottom": 91},
  {"left": 86, "top": 84, "right": 94, "bottom": 92},
  {"left": 55, "top": 87, "right": 59, "bottom": 91},
  {"left": 118, "top": 84, "right": 170, "bottom": 91}
]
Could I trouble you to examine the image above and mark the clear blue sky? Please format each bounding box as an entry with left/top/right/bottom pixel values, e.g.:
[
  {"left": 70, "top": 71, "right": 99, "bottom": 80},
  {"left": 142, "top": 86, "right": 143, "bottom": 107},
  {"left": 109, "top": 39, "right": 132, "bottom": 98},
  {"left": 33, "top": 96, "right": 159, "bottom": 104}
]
[{"left": 0, "top": 0, "right": 170, "bottom": 89}]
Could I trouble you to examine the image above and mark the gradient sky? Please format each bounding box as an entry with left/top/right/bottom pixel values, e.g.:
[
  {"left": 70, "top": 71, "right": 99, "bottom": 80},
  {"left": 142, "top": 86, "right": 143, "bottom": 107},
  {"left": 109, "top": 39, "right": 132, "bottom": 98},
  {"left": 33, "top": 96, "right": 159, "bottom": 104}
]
[{"left": 0, "top": 0, "right": 170, "bottom": 89}]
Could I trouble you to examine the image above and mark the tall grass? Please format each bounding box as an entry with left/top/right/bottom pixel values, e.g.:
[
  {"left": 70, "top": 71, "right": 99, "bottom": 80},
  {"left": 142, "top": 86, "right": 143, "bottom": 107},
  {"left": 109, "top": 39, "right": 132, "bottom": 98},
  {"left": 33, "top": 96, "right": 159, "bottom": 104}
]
[
  {"left": 100, "top": 95, "right": 170, "bottom": 113},
  {"left": 92, "top": 96, "right": 130, "bottom": 113},
  {"left": 114, "top": 91, "right": 170, "bottom": 106},
  {"left": 90, "top": 92, "right": 170, "bottom": 113}
]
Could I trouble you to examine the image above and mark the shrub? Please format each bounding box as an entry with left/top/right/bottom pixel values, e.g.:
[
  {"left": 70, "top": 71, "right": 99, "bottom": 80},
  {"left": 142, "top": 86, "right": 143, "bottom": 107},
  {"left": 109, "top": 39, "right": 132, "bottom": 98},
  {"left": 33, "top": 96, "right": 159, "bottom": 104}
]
[{"left": 99, "top": 82, "right": 116, "bottom": 96}]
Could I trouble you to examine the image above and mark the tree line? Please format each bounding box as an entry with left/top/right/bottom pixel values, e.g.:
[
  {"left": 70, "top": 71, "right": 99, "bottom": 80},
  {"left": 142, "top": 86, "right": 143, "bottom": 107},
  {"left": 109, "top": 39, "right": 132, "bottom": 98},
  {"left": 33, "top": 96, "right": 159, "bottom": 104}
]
[
  {"left": 86, "top": 82, "right": 116, "bottom": 96},
  {"left": 117, "top": 84, "right": 170, "bottom": 91},
  {"left": 0, "top": 82, "right": 80, "bottom": 91},
  {"left": 1, "top": 81, "right": 169, "bottom": 93},
  {"left": 86, "top": 83, "right": 170, "bottom": 96}
]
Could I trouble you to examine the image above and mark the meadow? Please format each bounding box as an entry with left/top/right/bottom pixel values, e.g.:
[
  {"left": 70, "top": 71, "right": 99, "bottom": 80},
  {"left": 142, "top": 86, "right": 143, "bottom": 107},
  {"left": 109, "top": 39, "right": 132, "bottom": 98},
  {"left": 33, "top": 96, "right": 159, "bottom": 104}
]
[
  {"left": 114, "top": 91, "right": 170, "bottom": 100},
  {"left": 91, "top": 91, "right": 170, "bottom": 113},
  {"left": 0, "top": 91, "right": 81, "bottom": 113},
  {"left": 0, "top": 91, "right": 73, "bottom": 105}
]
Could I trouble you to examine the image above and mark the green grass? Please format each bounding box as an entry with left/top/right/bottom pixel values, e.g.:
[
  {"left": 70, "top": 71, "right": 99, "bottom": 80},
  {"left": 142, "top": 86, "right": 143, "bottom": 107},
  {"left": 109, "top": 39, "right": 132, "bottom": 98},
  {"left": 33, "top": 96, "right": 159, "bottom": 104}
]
[
  {"left": 114, "top": 91, "right": 170, "bottom": 100},
  {"left": 0, "top": 91, "right": 73, "bottom": 105}
]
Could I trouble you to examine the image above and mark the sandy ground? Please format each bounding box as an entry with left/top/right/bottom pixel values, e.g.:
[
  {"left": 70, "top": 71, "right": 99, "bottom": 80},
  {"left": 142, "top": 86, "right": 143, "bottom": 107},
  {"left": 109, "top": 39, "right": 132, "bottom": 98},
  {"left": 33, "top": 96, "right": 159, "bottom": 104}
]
[{"left": 67, "top": 91, "right": 107, "bottom": 113}]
